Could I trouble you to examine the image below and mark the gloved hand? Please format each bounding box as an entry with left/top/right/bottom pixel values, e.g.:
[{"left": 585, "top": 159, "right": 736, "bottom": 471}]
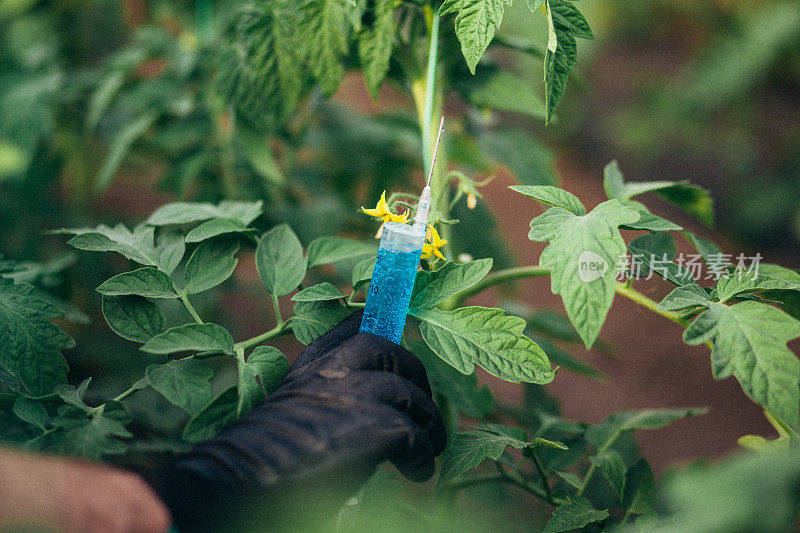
[{"left": 150, "top": 311, "right": 446, "bottom": 532}]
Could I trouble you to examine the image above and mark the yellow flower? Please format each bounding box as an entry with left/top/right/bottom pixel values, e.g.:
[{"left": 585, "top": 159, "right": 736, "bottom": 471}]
[
  {"left": 421, "top": 224, "right": 447, "bottom": 261},
  {"left": 466, "top": 192, "right": 477, "bottom": 209},
  {"left": 362, "top": 191, "right": 409, "bottom": 238}
]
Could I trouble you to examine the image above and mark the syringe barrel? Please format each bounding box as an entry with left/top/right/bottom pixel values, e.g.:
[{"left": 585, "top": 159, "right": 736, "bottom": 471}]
[{"left": 359, "top": 221, "right": 426, "bottom": 343}]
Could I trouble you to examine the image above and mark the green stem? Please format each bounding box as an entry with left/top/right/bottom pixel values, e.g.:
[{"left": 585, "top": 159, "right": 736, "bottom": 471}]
[
  {"left": 179, "top": 293, "right": 204, "bottom": 324},
  {"left": 234, "top": 319, "right": 293, "bottom": 352},
  {"left": 614, "top": 282, "right": 687, "bottom": 327},
  {"left": 453, "top": 265, "right": 693, "bottom": 331},
  {"left": 455, "top": 266, "right": 552, "bottom": 304},
  {"left": 446, "top": 472, "right": 503, "bottom": 491},
  {"left": 113, "top": 385, "right": 143, "bottom": 403},
  {"left": 576, "top": 431, "right": 620, "bottom": 497},
  {"left": 529, "top": 450, "right": 554, "bottom": 504},
  {"left": 271, "top": 294, "right": 283, "bottom": 326},
  {"left": 346, "top": 291, "right": 366, "bottom": 308},
  {"left": 495, "top": 462, "right": 566, "bottom": 505},
  {"left": 421, "top": 9, "right": 440, "bottom": 178}
]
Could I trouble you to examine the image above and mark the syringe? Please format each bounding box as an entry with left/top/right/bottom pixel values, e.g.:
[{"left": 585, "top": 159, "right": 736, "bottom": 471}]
[{"left": 359, "top": 117, "right": 445, "bottom": 343}]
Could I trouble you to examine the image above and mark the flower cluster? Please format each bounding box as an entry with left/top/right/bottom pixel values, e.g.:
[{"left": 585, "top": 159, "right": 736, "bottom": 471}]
[
  {"left": 422, "top": 225, "right": 447, "bottom": 261},
  {"left": 361, "top": 192, "right": 409, "bottom": 238},
  {"left": 362, "top": 191, "right": 447, "bottom": 260}
]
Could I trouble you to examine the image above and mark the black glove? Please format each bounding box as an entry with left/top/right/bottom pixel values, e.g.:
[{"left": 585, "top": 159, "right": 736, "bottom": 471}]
[{"left": 150, "top": 311, "right": 446, "bottom": 532}]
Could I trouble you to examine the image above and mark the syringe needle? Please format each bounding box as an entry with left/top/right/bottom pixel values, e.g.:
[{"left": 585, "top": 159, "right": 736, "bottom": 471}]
[{"left": 426, "top": 116, "right": 446, "bottom": 187}]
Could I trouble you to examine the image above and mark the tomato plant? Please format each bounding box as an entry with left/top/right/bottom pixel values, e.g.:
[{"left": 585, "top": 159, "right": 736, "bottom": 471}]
[{"left": 2, "top": 0, "right": 800, "bottom": 531}]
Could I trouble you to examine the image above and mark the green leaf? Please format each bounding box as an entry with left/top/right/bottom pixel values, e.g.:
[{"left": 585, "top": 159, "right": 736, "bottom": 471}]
[
  {"left": 48, "top": 402, "right": 132, "bottom": 459},
  {"left": 554, "top": 470, "right": 584, "bottom": 490},
  {"left": 352, "top": 256, "right": 376, "bottom": 291},
  {"left": 459, "top": 70, "right": 546, "bottom": 119},
  {"left": 299, "top": 0, "right": 349, "bottom": 94},
  {"left": 628, "top": 233, "right": 695, "bottom": 286},
  {"left": 155, "top": 230, "right": 187, "bottom": 275},
  {"left": 146, "top": 201, "right": 263, "bottom": 227},
  {"left": 237, "top": 346, "right": 289, "bottom": 416},
  {"left": 412, "top": 306, "right": 555, "bottom": 383},
  {"left": 141, "top": 323, "right": 235, "bottom": 355},
  {"left": 478, "top": 129, "right": 557, "bottom": 186},
  {"left": 536, "top": 338, "right": 604, "bottom": 379},
  {"left": 622, "top": 459, "right": 656, "bottom": 515},
  {"left": 591, "top": 449, "right": 626, "bottom": 499},
  {"left": 291, "top": 282, "right": 346, "bottom": 302},
  {"left": 621, "top": 201, "right": 683, "bottom": 232},
  {"left": 292, "top": 300, "right": 350, "bottom": 345},
  {"left": 604, "top": 160, "right": 713, "bottom": 225},
  {"left": 657, "top": 284, "right": 712, "bottom": 312},
  {"left": 543, "top": 2, "right": 577, "bottom": 125},
  {"left": 410, "top": 259, "right": 492, "bottom": 310},
  {"left": 306, "top": 236, "right": 376, "bottom": 268},
  {"left": 736, "top": 410, "right": 794, "bottom": 453},
  {"left": 663, "top": 446, "right": 800, "bottom": 532},
  {"left": 85, "top": 70, "right": 125, "bottom": 133},
  {"left": 236, "top": 124, "right": 286, "bottom": 186},
  {"left": 218, "top": 0, "right": 303, "bottom": 128},
  {"left": 716, "top": 270, "right": 800, "bottom": 302},
  {"left": 510, "top": 185, "right": 585, "bottom": 215},
  {"left": 543, "top": 497, "right": 609, "bottom": 533},
  {"left": 185, "top": 218, "right": 257, "bottom": 244},
  {"left": 587, "top": 408, "right": 707, "bottom": 451},
  {"left": 184, "top": 239, "right": 239, "bottom": 294},
  {"left": 96, "top": 268, "right": 177, "bottom": 298},
  {"left": 415, "top": 342, "right": 494, "bottom": 419},
  {"left": 0, "top": 278, "right": 72, "bottom": 395},
  {"left": 758, "top": 265, "right": 800, "bottom": 320},
  {"left": 146, "top": 358, "right": 214, "bottom": 416},
  {"left": 682, "top": 231, "right": 723, "bottom": 266},
  {"left": 246, "top": 346, "right": 288, "bottom": 394},
  {"left": 102, "top": 295, "right": 166, "bottom": 343},
  {"left": 439, "top": 0, "right": 512, "bottom": 74},
  {"left": 95, "top": 112, "right": 158, "bottom": 192},
  {"left": 438, "top": 424, "right": 530, "bottom": 486},
  {"left": 531, "top": 200, "right": 639, "bottom": 348},
  {"left": 13, "top": 396, "right": 49, "bottom": 430},
  {"left": 55, "top": 380, "right": 93, "bottom": 413},
  {"left": 683, "top": 301, "right": 800, "bottom": 425},
  {"left": 548, "top": 0, "right": 592, "bottom": 39},
  {"left": 61, "top": 223, "right": 183, "bottom": 272},
  {"left": 525, "top": 309, "right": 583, "bottom": 344},
  {"left": 182, "top": 386, "right": 238, "bottom": 442},
  {"left": 256, "top": 224, "right": 307, "bottom": 298},
  {"left": 526, "top": 0, "right": 545, "bottom": 11},
  {"left": 358, "top": 0, "right": 396, "bottom": 101},
  {"left": 758, "top": 264, "right": 800, "bottom": 284}
]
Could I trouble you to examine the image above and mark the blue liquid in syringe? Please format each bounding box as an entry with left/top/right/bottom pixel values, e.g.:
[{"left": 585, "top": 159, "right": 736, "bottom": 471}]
[{"left": 360, "top": 247, "right": 421, "bottom": 344}]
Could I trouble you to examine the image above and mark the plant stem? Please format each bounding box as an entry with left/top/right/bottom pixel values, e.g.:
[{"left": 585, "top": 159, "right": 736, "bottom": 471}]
[
  {"left": 453, "top": 265, "right": 690, "bottom": 329},
  {"left": 271, "top": 294, "right": 283, "bottom": 326},
  {"left": 179, "top": 293, "right": 204, "bottom": 324},
  {"left": 614, "top": 282, "right": 686, "bottom": 327},
  {"left": 446, "top": 472, "right": 503, "bottom": 491},
  {"left": 616, "top": 282, "right": 713, "bottom": 349},
  {"left": 113, "top": 385, "right": 143, "bottom": 403},
  {"left": 529, "top": 450, "right": 554, "bottom": 504},
  {"left": 234, "top": 319, "right": 293, "bottom": 352},
  {"left": 495, "top": 462, "right": 565, "bottom": 505},
  {"left": 455, "top": 265, "right": 552, "bottom": 303},
  {"left": 346, "top": 291, "right": 366, "bottom": 308},
  {"left": 421, "top": 9, "right": 440, "bottom": 178},
  {"left": 576, "top": 431, "right": 619, "bottom": 497}
]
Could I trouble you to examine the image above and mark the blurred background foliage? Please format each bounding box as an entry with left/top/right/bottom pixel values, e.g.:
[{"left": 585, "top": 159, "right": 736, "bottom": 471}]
[{"left": 1, "top": 0, "right": 800, "bottom": 529}]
